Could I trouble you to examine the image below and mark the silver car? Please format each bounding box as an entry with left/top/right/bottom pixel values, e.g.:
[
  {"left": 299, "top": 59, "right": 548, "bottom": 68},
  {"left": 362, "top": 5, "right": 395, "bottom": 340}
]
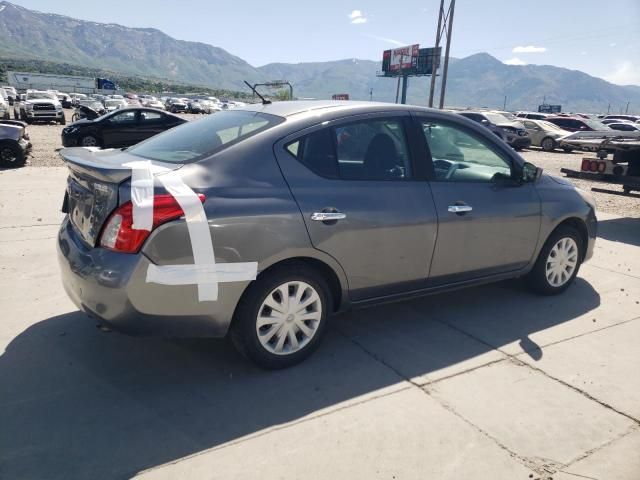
[
  {"left": 57, "top": 101, "right": 597, "bottom": 369},
  {"left": 521, "top": 119, "right": 572, "bottom": 151}
]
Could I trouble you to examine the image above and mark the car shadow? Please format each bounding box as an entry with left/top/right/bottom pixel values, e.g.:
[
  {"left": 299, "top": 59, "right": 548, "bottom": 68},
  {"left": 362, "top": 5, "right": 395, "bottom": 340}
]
[
  {"left": 0, "top": 278, "right": 600, "bottom": 479},
  {"left": 597, "top": 216, "right": 640, "bottom": 247}
]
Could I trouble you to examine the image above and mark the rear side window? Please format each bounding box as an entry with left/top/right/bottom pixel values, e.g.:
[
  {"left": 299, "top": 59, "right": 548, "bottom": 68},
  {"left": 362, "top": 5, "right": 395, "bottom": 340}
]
[
  {"left": 129, "top": 110, "right": 284, "bottom": 163},
  {"left": 140, "top": 111, "right": 163, "bottom": 123},
  {"left": 286, "top": 118, "right": 412, "bottom": 181}
]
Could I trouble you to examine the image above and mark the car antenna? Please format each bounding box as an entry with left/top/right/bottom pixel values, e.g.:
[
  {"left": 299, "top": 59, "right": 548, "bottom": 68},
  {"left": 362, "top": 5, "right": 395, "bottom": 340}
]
[{"left": 244, "top": 81, "right": 271, "bottom": 105}]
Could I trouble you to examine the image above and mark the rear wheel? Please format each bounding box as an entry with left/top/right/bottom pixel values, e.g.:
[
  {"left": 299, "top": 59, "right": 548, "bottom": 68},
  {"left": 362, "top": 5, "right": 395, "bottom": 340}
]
[
  {"left": 526, "top": 226, "right": 583, "bottom": 295},
  {"left": 0, "top": 142, "right": 26, "bottom": 168},
  {"left": 230, "top": 263, "right": 331, "bottom": 369},
  {"left": 541, "top": 137, "right": 556, "bottom": 152}
]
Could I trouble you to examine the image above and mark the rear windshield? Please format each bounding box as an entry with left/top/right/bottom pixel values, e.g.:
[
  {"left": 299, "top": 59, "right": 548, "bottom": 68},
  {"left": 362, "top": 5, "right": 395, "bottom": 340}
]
[{"left": 128, "top": 110, "right": 284, "bottom": 163}]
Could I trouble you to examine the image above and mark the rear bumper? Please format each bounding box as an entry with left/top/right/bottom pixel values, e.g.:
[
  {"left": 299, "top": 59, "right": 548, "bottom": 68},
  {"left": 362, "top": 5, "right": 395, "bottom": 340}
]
[{"left": 57, "top": 217, "right": 244, "bottom": 337}]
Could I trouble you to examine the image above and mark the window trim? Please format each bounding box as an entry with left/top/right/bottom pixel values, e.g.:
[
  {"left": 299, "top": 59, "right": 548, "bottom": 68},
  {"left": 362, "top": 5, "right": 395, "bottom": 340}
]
[
  {"left": 412, "top": 115, "right": 520, "bottom": 184},
  {"left": 283, "top": 114, "right": 420, "bottom": 182}
]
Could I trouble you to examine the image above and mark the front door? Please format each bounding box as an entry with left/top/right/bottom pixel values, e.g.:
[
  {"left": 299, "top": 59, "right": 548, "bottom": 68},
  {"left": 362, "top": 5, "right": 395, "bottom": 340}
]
[
  {"left": 414, "top": 116, "right": 541, "bottom": 284},
  {"left": 275, "top": 113, "right": 438, "bottom": 301}
]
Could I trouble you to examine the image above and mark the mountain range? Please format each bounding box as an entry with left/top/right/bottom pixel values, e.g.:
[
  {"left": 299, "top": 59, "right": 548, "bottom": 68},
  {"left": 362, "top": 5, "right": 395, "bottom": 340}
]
[{"left": 0, "top": 1, "right": 638, "bottom": 113}]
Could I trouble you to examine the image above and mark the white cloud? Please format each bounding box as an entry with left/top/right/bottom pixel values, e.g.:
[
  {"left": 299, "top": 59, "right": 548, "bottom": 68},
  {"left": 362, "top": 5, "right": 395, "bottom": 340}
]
[
  {"left": 512, "top": 45, "right": 547, "bottom": 53},
  {"left": 348, "top": 9, "right": 367, "bottom": 24},
  {"left": 609, "top": 42, "right": 617, "bottom": 47},
  {"left": 605, "top": 61, "right": 640, "bottom": 85},
  {"left": 363, "top": 34, "right": 407, "bottom": 46},
  {"left": 504, "top": 57, "right": 527, "bottom": 66}
]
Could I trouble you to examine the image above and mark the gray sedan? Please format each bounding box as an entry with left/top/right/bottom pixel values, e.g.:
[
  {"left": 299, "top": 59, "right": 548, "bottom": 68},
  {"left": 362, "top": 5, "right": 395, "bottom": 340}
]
[
  {"left": 522, "top": 119, "right": 572, "bottom": 151},
  {"left": 57, "top": 101, "right": 597, "bottom": 369}
]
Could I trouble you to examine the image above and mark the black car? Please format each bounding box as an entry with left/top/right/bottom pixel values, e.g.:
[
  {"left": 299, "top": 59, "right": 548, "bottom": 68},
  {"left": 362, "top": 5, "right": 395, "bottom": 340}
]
[{"left": 61, "top": 108, "right": 186, "bottom": 149}]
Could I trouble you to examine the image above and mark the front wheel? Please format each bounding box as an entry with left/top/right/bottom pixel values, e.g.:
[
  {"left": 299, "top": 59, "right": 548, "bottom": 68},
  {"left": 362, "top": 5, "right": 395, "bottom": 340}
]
[
  {"left": 59, "top": 115, "right": 66, "bottom": 125},
  {"left": 230, "top": 264, "right": 331, "bottom": 369},
  {"left": 526, "top": 226, "right": 583, "bottom": 295},
  {"left": 79, "top": 135, "right": 99, "bottom": 147}
]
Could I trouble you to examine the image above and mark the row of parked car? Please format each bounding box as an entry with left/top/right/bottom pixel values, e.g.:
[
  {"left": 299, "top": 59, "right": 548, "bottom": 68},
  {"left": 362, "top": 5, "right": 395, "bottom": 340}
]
[{"left": 448, "top": 109, "right": 639, "bottom": 153}]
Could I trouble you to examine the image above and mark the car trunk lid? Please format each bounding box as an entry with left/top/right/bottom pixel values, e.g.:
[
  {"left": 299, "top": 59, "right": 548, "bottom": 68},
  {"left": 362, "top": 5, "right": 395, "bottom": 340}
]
[{"left": 60, "top": 147, "right": 181, "bottom": 246}]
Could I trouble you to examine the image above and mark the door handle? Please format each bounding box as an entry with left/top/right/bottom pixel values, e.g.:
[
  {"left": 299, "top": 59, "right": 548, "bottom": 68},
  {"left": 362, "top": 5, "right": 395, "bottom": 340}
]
[
  {"left": 448, "top": 204, "right": 473, "bottom": 214},
  {"left": 311, "top": 211, "right": 347, "bottom": 222}
]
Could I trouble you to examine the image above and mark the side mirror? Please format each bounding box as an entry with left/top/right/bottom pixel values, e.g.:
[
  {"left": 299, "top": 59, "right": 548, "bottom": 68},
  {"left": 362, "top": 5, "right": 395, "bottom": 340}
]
[
  {"left": 522, "top": 161, "right": 543, "bottom": 182},
  {"left": 480, "top": 119, "right": 489, "bottom": 125}
]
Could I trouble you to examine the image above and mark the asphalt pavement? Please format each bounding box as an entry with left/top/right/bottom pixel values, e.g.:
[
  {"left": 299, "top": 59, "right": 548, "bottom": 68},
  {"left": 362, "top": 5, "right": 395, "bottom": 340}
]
[{"left": 1, "top": 167, "right": 639, "bottom": 479}]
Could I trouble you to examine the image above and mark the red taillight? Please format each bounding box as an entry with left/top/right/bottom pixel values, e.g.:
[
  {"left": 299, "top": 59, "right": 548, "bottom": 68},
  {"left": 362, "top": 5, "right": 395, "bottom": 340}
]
[
  {"left": 581, "top": 159, "right": 590, "bottom": 171},
  {"left": 100, "top": 193, "right": 205, "bottom": 253}
]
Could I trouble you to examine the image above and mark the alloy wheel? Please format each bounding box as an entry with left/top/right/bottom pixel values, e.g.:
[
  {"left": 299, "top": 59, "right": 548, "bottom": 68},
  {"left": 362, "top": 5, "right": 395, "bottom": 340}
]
[
  {"left": 81, "top": 136, "right": 98, "bottom": 147},
  {"left": 545, "top": 237, "right": 578, "bottom": 287},
  {"left": 256, "top": 281, "right": 322, "bottom": 356},
  {"left": 541, "top": 137, "right": 554, "bottom": 151}
]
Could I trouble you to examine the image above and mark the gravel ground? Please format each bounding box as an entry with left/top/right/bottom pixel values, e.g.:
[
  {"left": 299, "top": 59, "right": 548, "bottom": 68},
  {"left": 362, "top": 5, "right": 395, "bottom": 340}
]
[{"left": 16, "top": 109, "right": 640, "bottom": 218}]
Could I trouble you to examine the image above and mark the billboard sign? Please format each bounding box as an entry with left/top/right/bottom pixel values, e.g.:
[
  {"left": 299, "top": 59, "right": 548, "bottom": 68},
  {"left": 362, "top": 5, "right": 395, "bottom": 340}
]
[
  {"left": 332, "top": 93, "right": 349, "bottom": 100},
  {"left": 381, "top": 46, "right": 440, "bottom": 76},
  {"left": 389, "top": 44, "right": 419, "bottom": 71},
  {"left": 538, "top": 104, "right": 562, "bottom": 113}
]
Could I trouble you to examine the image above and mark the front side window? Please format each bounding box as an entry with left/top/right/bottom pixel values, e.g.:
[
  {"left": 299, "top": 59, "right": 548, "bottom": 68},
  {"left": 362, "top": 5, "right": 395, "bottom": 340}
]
[
  {"left": 420, "top": 120, "right": 512, "bottom": 182},
  {"left": 286, "top": 118, "right": 412, "bottom": 181}
]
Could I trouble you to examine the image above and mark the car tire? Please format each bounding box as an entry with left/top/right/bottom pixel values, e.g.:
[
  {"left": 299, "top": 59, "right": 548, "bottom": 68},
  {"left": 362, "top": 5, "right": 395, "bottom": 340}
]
[
  {"left": 541, "top": 137, "right": 556, "bottom": 152},
  {"left": 79, "top": 135, "right": 99, "bottom": 148},
  {"left": 230, "top": 263, "right": 332, "bottom": 369},
  {"left": 0, "top": 141, "right": 26, "bottom": 168},
  {"left": 59, "top": 115, "right": 66, "bottom": 125},
  {"left": 526, "top": 225, "right": 583, "bottom": 295}
]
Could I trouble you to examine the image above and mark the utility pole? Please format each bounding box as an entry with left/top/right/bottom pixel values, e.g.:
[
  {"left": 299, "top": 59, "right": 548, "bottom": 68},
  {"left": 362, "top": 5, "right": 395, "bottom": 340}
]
[
  {"left": 395, "top": 76, "right": 401, "bottom": 103},
  {"left": 369, "top": 88, "right": 373, "bottom": 101},
  {"left": 438, "top": 0, "right": 455, "bottom": 109},
  {"left": 626, "top": 101, "right": 630, "bottom": 114},
  {"left": 503, "top": 95, "right": 507, "bottom": 110},
  {"left": 428, "top": 0, "right": 456, "bottom": 109},
  {"left": 428, "top": 0, "right": 444, "bottom": 107},
  {"left": 401, "top": 76, "right": 408, "bottom": 104},
  {"left": 607, "top": 103, "right": 611, "bottom": 114}
]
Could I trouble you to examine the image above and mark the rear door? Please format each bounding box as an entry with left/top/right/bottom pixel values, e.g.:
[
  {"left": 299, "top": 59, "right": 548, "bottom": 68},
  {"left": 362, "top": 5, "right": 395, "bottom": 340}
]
[
  {"left": 274, "top": 112, "right": 438, "bottom": 301},
  {"left": 135, "top": 110, "right": 167, "bottom": 143},
  {"left": 414, "top": 115, "right": 541, "bottom": 284}
]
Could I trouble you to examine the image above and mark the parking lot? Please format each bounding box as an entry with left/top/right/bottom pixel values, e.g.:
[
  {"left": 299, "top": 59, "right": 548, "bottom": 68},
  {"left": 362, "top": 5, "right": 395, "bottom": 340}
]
[{"left": 1, "top": 114, "right": 640, "bottom": 479}]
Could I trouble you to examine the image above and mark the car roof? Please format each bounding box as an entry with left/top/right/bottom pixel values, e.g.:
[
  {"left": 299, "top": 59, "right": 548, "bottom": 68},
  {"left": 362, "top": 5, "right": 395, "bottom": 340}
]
[{"left": 237, "top": 100, "right": 442, "bottom": 118}]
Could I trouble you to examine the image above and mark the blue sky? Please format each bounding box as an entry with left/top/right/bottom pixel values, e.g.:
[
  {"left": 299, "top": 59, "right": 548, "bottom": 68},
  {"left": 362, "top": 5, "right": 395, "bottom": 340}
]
[{"left": 10, "top": 0, "right": 640, "bottom": 85}]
